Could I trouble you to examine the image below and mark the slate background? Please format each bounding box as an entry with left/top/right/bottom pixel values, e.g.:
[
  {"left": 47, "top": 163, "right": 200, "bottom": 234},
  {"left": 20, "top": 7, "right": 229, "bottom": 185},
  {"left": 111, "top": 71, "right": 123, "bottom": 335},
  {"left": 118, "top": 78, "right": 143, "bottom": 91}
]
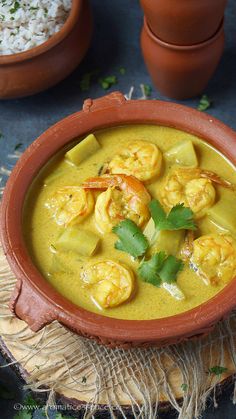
[{"left": 0, "top": 0, "right": 236, "bottom": 417}]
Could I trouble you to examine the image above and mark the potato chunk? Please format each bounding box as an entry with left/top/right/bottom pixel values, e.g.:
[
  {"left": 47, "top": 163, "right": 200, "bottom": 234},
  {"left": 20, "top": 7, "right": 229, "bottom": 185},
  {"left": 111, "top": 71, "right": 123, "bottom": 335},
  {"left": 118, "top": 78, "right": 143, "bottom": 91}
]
[
  {"left": 164, "top": 141, "right": 198, "bottom": 167},
  {"left": 144, "top": 218, "right": 185, "bottom": 255},
  {"left": 207, "top": 194, "right": 236, "bottom": 236},
  {"left": 65, "top": 134, "right": 100, "bottom": 166},
  {"left": 56, "top": 226, "right": 100, "bottom": 256}
]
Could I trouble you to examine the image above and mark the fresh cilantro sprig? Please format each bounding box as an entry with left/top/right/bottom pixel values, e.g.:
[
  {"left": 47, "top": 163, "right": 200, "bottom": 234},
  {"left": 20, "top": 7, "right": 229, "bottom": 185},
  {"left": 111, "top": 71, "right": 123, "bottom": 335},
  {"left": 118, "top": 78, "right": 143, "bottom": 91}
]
[
  {"left": 99, "top": 75, "right": 117, "bottom": 90},
  {"left": 138, "top": 252, "right": 184, "bottom": 287},
  {"left": 209, "top": 366, "right": 228, "bottom": 377},
  {"left": 149, "top": 200, "right": 197, "bottom": 231},
  {"left": 197, "top": 94, "right": 212, "bottom": 112},
  {"left": 113, "top": 219, "right": 149, "bottom": 258}
]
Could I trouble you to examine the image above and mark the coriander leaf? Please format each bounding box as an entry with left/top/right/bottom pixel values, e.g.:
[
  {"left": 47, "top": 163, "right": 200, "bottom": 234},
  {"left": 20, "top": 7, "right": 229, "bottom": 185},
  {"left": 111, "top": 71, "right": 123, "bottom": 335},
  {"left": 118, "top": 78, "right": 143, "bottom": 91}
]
[
  {"left": 138, "top": 252, "right": 166, "bottom": 287},
  {"left": 113, "top": 219, "right": 149, "bottom": 258},
  {"left": 209, "top": 366, "right": 228, "bottom": 377},
  {"left": 0, "top": 382, "right": 15, "bottom": 400},
  {"left": 149, "top": 200, "right": 196, "bottom": 231},
  {"left": 143, "top": 84, "right": 152, "bottom": 97},
  {"left": 197, "top": 94, "right": 212, "bottom": 112},
  {"left": 158, "top": 255, "right": 184, "bottom": 284},
  {"left": 165, "top": 204, "right": 197, "bottom": 230},
  {"left": 80, "top": 69, "right": 99, "bottom": 92},
  {"left": 99, "top": 75, "right": 117, "bottom": 90},
  {"left": 181, "top": 383, "right": 188, "bottom": 392}
]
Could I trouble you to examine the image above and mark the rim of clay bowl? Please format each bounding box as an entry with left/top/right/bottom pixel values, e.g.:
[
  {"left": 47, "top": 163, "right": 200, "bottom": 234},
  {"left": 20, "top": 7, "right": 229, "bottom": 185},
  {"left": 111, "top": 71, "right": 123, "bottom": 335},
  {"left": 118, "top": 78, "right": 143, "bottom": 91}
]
[
  {"left": 0, "top": 0, "right": 82, "bottom": 64},
  {"left": 1, "top": 93, "right": 236, "bottom": 345},
  {"left": 144, "top": 16, "right": 224, "bottom": 50}
]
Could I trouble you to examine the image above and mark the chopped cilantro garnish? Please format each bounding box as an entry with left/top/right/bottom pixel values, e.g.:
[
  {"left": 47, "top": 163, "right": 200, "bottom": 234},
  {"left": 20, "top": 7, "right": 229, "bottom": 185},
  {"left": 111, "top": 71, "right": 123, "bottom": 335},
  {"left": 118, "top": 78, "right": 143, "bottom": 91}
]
[
  {"left": 119, "top": 67, "right": 126, "bottom": 75},
  {"left": 149, "top": 200, "right": 197, "bottom": 231},
  {"left": 209, "top": 366, "right": 228, "bottom": 377},
  {"left": 113, "top": 219, "right": 149, "bottom": 258},
  {"left": 198, "top": 95, "right": 212, "bottom": 112},
  {"left": 99, "top": 75, "right": 117, "bottom": 90},
  {"left": 10, "top": 1, "right": 20, "bottom": 14},
  {"left": 143, "top": 84, "right": 152, "bottom": 97},
  {"left": 138, "top": 252, "right": 184, "bottom": 286},
  {"left": 80, "top": 69, "right": 99, "bottom": 92}
]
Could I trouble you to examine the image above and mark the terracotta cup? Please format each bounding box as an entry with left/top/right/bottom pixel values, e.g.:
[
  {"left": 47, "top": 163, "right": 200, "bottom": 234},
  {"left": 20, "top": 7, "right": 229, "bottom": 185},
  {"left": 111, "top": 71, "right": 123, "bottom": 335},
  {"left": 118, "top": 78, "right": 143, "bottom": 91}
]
[
  {"left": 1, "top": 92, "right": 236, "bottom": 349},
  {"left": 0, "top": 0, "right": 93, "bottom": 99},
  {"left": 140, "top": 0, "right": 227, "bottom": 45},
  {"left": 141, "top": 18, "right": 225, "bottom": 100}
]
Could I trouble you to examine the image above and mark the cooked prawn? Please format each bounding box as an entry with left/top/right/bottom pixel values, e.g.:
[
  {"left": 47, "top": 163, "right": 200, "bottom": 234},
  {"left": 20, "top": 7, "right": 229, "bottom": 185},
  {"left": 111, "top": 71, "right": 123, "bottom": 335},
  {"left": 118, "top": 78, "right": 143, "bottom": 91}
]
[
  {"left": 107, "top": 140, "right": 162, "bottom": 181},
  {"left": 81, "top": 260, "right": 135, "bottom": 308},
  {"left": 190, "top": 234, "right": 236, "bottom": 285},
  {"left": 160, "top": 167, "right": 217, "bottom": 219},
  {"left": 45, "top": 186, "right": 94, "bottom": 227},
  {"left": 83, "top": 174, "right": 151, "bottom": 233}
]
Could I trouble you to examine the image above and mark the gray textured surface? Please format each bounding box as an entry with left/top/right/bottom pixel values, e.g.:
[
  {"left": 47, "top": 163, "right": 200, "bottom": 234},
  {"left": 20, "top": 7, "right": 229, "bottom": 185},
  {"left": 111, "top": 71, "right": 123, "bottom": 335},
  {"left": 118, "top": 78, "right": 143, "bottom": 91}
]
[{"left": 0, "top": 0, "right": 236, "bottom": 417}]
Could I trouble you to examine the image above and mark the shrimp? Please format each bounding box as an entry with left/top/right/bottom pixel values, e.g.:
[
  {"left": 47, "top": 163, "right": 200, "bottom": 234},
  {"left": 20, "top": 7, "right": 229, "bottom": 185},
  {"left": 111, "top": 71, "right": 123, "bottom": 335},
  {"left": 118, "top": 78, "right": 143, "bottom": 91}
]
[
  {"left": 81, "top": 260, "right": 135, "bottom": 308},
  {"left": 160, "top": 167, "right": 216, "bottom": 219},
  {"left": 190, "top": 234, "right": 236, "bottom": 285},
  {"left": 107, "top": 140, "right": 162, "bottom": 181},
  {"left": 45, "top": 186, "right": 94, "bottom": 227},
  {"left": 83, "top": 174, "right": 151, "bottom": 233}
]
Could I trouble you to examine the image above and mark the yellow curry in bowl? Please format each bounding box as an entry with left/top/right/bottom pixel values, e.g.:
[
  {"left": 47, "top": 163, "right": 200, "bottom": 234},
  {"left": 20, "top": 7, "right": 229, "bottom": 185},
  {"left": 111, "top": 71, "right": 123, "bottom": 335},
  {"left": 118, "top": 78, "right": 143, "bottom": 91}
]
[{"left": 23, "top": 125, "right": 236, "bottom": 320}]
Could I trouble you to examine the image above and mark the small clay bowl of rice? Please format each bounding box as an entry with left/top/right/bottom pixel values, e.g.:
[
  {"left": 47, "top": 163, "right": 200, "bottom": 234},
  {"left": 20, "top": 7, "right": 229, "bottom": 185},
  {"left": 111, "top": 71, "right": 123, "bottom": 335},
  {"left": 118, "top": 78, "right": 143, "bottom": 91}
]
[{"left": 0, "top": 0, "right": 93, "bottom": 99}]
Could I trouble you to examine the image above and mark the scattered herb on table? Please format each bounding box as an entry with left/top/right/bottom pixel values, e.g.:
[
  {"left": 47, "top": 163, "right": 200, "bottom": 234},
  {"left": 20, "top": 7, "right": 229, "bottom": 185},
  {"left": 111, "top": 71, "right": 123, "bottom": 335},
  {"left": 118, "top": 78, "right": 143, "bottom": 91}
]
[
  {"left": 143, "top": 84, "right": 152, "bottom": 97},
  {"left": 0, "top": 131, "right": 3, "bottom": 139},
  {"left": 149, "top": 200, "right": 197, "bottom": 231},
  {"left": 209, "top": 366, "right": 228, "bottom": 377},
  {"left": 14, "top": 142, "right": 22, "bottom": 150},
  {"left": 113, "top": 219, "right": 149, "bottom": 258},
  {"left": 197, "top": 94, "right": 212, "bottom": 112},
  {"left": 99, "top": 75, "right": 117, "bottom": 90},
  {"left": 181, "top": 383, "right": 188, "bottom": 392},
  {"left": 119, "top": 67, "right": 126, "bottom": 75},
  {"left": 80, "top": 70, "right": 99, "bottom": 91},
  {"left": 138, "top": 252, "right": 184, "bottom": 287}
]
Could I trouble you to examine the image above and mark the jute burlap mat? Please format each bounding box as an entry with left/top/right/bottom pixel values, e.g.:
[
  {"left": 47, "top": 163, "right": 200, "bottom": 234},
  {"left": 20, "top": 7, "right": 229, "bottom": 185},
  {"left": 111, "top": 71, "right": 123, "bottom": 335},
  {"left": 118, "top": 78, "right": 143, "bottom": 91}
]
[{"left": 1, "top": 246, "right": 236, "bottom": 418}]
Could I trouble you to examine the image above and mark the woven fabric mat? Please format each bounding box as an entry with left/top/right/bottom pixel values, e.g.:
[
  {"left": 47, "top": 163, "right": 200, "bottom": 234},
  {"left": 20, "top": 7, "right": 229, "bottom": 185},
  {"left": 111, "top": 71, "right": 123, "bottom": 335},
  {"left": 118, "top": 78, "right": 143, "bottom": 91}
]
[{"left": 0, "top": 245, "right": 236, "bottom": 419}]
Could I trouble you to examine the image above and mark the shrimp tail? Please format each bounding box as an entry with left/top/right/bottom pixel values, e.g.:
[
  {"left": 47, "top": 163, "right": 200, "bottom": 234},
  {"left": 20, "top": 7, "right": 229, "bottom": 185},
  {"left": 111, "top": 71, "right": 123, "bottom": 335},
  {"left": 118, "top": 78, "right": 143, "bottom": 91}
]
[{"left": 200, "top": 170, "right": 236, "bottom": 191}]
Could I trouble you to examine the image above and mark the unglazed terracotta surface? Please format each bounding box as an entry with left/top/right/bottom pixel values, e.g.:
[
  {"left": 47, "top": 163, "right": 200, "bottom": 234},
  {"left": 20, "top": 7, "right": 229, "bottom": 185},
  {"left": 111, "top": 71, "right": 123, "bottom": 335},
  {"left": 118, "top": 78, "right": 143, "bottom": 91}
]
[
  {"left": 1, "top": 92, "right": 236, "bottom": 348},
  {"left": 140, "top": 0, "right": 227, "bottom": 45},
  {"left": 141, "top": 18, "right": 225, "bottom": 100},
  {"left": 0, "top": 0, "right": 93, "bottom": 99}
]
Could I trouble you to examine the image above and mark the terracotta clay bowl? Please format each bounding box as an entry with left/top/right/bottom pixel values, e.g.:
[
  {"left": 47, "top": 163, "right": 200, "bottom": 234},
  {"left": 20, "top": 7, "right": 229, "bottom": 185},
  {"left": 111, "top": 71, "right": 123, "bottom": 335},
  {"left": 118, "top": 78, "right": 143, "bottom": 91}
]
[
  {"left": 141, "top": 17, "right": 225, "bottom": 100},
  {"left": 0, "top": 0, "right": 93, "bottom": 99},
  {"left": 140, "top": 0, "right": 227, "bottom": 45},
  {"left": 1, "top": 91, "right": 236, "bottom": 349}
]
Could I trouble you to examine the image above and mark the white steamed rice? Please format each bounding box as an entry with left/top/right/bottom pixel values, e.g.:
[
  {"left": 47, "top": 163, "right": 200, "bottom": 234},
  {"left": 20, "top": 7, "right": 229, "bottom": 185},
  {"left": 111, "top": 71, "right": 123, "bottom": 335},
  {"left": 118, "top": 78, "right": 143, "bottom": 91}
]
[{"left": 0, "top": 0, "right": 72, "bottom": 55}]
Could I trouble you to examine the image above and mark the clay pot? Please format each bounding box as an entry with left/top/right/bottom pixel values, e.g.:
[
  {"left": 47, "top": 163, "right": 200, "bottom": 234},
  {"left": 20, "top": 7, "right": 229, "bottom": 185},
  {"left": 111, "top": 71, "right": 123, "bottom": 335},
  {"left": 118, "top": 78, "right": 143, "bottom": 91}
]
[
  {"left": 0, "top": 0, "right": 93, "bottom": 99},
  {"left": 1, "top": 92, "right": 236, "bottom": 349},
  {"left": 141, "top": 18, "right": 224, "bottom": 100},
  {"left": 140, "top": 0, "right": 227, "bottom": 45}
]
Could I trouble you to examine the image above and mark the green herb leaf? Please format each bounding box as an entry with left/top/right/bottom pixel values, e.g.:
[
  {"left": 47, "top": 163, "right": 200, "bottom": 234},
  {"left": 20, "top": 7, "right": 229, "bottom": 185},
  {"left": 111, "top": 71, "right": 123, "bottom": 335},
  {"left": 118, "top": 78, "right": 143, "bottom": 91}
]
[
  {"left": 138, "top": 252, "right": 166, "bottom": 287},
  {"left": 79, "top": 69, "right": 99, "bottom": 92},
  {"left": 158, "top": 255, "right": 184, "bottom": 283},
  {"left": 10, "top": 1, "right": 20, "bottom": 14},
  {"left": 209, "top": 366, "right": 228, "bottom": 377},
  {"left": 181, "top": 383, "right": 188, "bottom": 392},
  {"left": 0, "top": 382, "right": 15, "bottom": 400},
  {"left": 149, "top": 200, "right": 197, "bottom": 231},
  {"left": 143, "top": 84, "right": 152, "bottom": 97},
  {"left": 138, "top": 252, "right": 184, "bottom": 286},
  {"left": 99, "top": 75, "right": 117, "bottom": 90},
  {"left": 113, "top": 219, "right": 149, "bottom": 258},
  {"left": 197, "top": 95, "right": 212, "bottom": 112}
]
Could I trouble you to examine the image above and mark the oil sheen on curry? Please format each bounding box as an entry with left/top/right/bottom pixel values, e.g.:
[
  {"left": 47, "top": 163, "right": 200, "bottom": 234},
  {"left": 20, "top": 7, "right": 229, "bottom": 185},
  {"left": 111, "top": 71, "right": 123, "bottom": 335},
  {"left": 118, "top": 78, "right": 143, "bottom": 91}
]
[{"left": 23, "top": 125, "right": 236, "bottom": 320}]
